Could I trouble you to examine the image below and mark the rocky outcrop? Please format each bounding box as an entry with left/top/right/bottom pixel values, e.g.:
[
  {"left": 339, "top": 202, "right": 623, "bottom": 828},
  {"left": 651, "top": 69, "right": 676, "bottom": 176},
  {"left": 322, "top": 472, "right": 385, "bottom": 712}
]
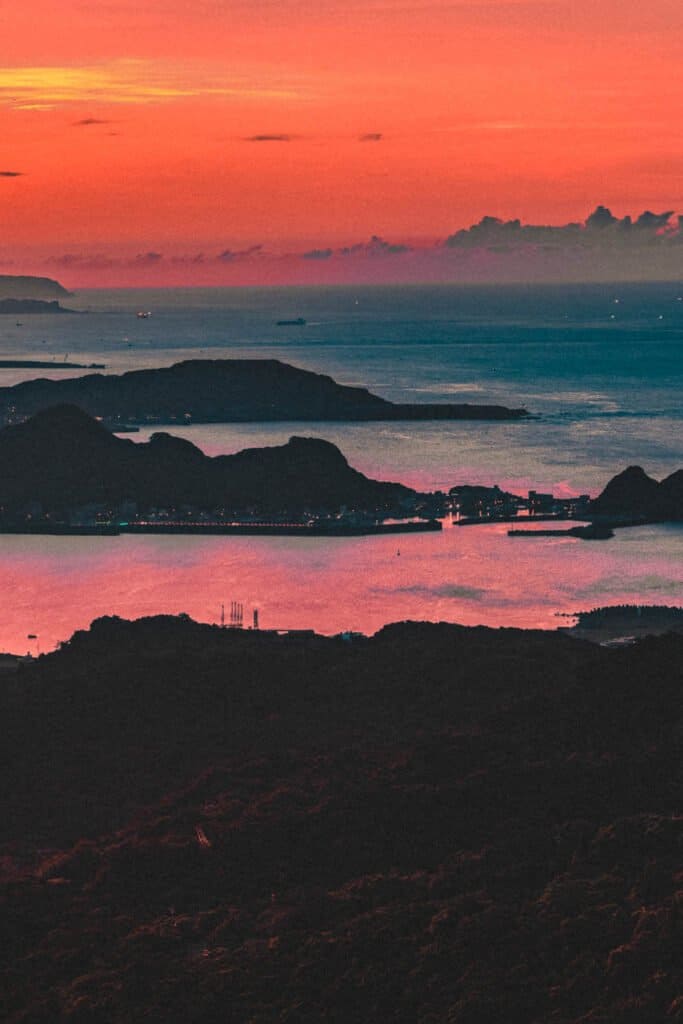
[{"left": 592, "top": 465, "right": 683, "bottom": 521}]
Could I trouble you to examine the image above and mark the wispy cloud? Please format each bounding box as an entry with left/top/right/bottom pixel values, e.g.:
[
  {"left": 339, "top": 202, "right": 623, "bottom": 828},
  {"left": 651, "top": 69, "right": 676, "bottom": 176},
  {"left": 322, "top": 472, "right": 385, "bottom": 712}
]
[
  {"left": 339, "top": 235, "right": 411, "bottom": 256},
  {"left": 389, "top": 583, "right": 487, "bottom": 600},
  {"left": 0, "top": 170, "right": 23, "bottom": 177},
  {"left": 243, "top": 134, "right": 292, "bottom": 142},
  {"left": 303, "top": 248, "right": 334, "bottom": 260},
  {"left": 73, "top": 117, "right": 112, "bottom": 126},
  {"left": 0, "top": 60, "right": 306, "bottom": 110},
  {"left": 359, "top": 132, "right": 383, "bottom": 142},
  {"left": 135, "top": 251, "right": 163, "bottom": 264},
  {"left": 217, "top": 245, "right": 264, "bottom": 262},
  {"left": 302, "top": 236, "right": 411, "bottom": 259}
]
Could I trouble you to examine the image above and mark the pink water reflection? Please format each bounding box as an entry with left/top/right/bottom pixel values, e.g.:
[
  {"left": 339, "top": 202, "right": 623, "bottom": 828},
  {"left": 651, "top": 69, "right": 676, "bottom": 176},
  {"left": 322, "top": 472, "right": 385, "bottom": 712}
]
[{"left": 1, "top": 523, "right": 681, "bottom": 654}]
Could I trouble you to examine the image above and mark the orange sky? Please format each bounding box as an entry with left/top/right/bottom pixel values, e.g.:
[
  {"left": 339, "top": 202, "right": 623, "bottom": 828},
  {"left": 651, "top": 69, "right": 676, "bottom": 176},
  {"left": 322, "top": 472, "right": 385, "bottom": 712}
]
[{"left": 1, "top": 0, "right": 682, "bottom": 281}]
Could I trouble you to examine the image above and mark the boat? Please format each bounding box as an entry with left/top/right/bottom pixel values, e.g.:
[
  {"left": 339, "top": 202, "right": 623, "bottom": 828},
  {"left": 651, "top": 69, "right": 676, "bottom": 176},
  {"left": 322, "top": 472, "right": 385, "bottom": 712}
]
[
  {"left": 136, "top": 311, "right": 152, "bottom": 319},
  {"left": 276, "top": 317, "right": 306, "bottom": 326}
]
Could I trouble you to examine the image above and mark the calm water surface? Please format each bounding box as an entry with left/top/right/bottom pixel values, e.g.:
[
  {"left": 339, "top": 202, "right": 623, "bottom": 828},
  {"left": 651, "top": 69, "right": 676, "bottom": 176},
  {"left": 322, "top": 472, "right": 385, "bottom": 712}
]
[
  {"left": 0, "top": 283, "right": 681, "bottom": 649},
  {"left": 3, "top": 522, "right": 681, "bottom": 654}
]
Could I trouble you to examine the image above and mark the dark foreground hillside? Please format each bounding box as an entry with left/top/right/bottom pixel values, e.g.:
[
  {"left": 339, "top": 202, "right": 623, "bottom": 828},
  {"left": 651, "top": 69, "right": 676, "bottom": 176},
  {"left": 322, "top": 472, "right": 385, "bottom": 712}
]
[{"left": 2, "top": 617, "right": 682, "bottom": 1023}]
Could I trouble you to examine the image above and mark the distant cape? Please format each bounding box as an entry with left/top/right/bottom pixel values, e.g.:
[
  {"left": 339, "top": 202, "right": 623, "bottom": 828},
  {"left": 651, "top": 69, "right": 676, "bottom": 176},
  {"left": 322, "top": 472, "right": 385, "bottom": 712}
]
[
  {"left": 0, "top": 358, "right": 529, "bottom": 424},
  {"left": 0, "top": 274, "right": 71, "bottom": 300}
]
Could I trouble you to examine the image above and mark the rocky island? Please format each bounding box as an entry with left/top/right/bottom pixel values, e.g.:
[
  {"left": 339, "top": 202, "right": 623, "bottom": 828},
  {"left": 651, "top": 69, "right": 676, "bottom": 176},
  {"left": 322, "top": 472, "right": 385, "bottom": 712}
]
[{"left": 0, "top": 358, "right": 530, "bottom": 425}]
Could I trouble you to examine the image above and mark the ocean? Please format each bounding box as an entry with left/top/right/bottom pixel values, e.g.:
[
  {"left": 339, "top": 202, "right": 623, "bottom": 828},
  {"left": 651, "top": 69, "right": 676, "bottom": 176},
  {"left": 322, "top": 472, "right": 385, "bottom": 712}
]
[{"left": 2, "top": 282, "right": 681, "bottom": 651}]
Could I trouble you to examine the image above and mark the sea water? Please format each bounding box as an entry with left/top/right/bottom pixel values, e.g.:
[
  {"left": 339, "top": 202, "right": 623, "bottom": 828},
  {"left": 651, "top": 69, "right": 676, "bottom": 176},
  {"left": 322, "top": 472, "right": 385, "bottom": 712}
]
[{"left": 1, "top": 282, "right": 681, "bottom": 650}]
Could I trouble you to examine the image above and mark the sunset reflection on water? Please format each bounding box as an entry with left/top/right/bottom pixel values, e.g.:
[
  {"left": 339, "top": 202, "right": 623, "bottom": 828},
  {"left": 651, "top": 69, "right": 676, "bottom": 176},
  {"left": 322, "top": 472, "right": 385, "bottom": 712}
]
[{"left": 1, "top": 522, "right": 681, "bottom": 654}]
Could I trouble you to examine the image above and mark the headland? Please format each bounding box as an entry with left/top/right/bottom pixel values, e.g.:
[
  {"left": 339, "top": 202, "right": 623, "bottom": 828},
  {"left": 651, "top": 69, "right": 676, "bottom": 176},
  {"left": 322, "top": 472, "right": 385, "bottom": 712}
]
[
  {"left": 0, "top": 273, "right": 71, "bottom": 300},
  {"left": 0, "top": 358, "right": 530, "bottom": 425}
]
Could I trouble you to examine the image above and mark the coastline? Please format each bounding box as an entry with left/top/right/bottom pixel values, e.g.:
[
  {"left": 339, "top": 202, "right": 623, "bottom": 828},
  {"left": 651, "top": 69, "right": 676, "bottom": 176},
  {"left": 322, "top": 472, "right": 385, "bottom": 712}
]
[{"left": 0, "top": 518, "right": 442, "bottom": 537}]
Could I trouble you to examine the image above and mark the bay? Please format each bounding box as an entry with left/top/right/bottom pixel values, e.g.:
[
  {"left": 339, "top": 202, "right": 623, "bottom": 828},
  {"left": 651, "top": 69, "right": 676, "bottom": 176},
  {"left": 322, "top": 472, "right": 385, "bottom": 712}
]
[{"left": 1, "top": 282, "right": 681, "bottom": 650}]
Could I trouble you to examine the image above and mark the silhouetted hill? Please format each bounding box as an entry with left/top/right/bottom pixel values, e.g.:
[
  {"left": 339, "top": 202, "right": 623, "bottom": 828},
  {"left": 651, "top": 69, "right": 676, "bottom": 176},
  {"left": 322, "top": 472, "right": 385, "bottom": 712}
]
[
  {"left": 0, "top": 404, "right": 411, "bottom": 515},
  {"left": 592, "top": 465, "right": 683, "bottom": 520},
  {"left": 659, "top": 469, "right": 683, "bottom": 518},
  {"left": 1, "top": 616, "right": 682, "bottom": 1022},
  {"left": 0, "top": 358, "right": 529, "bottom": 424},
  {"left": 0, "top": 274, "right": 71, "bottom": 300}
]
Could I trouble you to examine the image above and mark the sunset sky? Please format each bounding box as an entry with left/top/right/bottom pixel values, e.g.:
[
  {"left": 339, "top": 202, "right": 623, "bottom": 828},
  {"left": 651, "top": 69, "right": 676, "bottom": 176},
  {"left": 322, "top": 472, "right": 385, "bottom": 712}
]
[{"left": 1, "top": 0, "right": 682, "bottom": 283}]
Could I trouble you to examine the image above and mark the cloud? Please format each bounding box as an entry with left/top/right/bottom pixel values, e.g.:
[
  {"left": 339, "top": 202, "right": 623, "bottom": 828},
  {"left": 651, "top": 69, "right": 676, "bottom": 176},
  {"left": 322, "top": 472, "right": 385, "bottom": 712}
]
[
  {"left": 444, "top": 207, "right": 679, "bottom": 249},
  {"left": 359, "top": 132, "right": 383, "bottom": 142},
  {"left": 445, "top": 215, "right": 581, "bottom": 248},
  {"left": 339, "top": 235, "right": 411, "bottom": 256},
  {"left": 216, "top": 245, "right": 264, "bottom": 262},
  {"left": 391, "top": 583, "right": 487, "bottom": 601},
  {"left": 634, "top": 210, "right": 674, "bottom": 231},
  {"left": 170, "top": 253, "right": 205, "bottom": 265},
  {"left": 243, "top": 134, "right": 292, "bottom": 142},
  {"left": 299, "top": 236, "right": 411, "bottom": 261},
  {"left": 48, "top": 253, "right": 119, "bottom": 269},
  {"left": 135, "top": 251, "right": 163, "bottom": 264},
  {"left": 73, "top": 117, "right": 112, "bottom": 126},
  {"left": 585, "top": 205, "right": 618, "bottom": 230},
  {"left": 0, "top": 170, "right": 23, "bottom": 177},
  {"left": 302, "top": 248, "right": 334, "bottom": 260},
  {"left": 576, "top": 574, "right": 683, "bottom": 598},
  {"left": 0, "top": 60, "right": 305, "bottom": 110}
]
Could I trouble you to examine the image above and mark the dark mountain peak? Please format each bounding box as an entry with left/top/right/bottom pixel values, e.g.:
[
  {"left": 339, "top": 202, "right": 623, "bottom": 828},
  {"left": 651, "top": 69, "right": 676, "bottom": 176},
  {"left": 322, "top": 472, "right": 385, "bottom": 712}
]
[
  {"left": 6, "top": 403, "right": 116, "bottom": 443},
  {"left": 591, "top": 463, "right": 682, "bottom": 521},
  {"left": 232, "top": 434, "right": 350, "bottom": 463},
  {"left": 657, "top": 469, "right": 683, "bottom": 517},
  {"left": 148, "top": 431, "right": 206, "bottom": 461},
  {"left": 592, "top": 464, "right": 661, "bottom": 514},
  {"left": 660, "top": 468, "right": 683, "bottom": 489},
  {"left": 616, "top": 465, "right": 656, "bottom": 482},
  {"left": 285, "top": 435, "right": 350, "bottom": 459}
]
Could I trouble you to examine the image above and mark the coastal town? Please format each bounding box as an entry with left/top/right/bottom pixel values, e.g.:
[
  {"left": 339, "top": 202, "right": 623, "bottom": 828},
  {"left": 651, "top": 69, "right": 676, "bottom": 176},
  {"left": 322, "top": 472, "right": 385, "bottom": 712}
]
[
  {"left": 0, "top": 401, "right": 677, "bottom": 536},
  {"left": 5, "top": 481, "right": 593, "bottom": 535}
]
